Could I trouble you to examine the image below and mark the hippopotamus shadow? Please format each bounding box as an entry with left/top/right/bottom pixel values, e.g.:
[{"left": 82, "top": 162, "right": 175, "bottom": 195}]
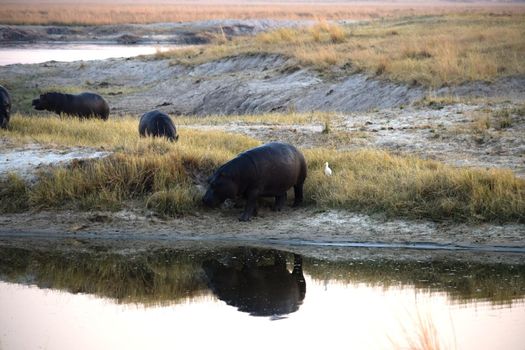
[{"left": 202, "top": 249, "right": 306, "bottom": 317}]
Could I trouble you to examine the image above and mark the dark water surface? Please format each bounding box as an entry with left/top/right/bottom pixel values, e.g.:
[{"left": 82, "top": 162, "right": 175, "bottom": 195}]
[{"left": 0, "top": 244, "right": 524, "bottom": 349}]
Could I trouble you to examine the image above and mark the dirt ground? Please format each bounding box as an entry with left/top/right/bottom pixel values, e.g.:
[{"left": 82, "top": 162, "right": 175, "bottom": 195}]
[{"left": 187, "top": 102, "right": 525, "bottom": 178}]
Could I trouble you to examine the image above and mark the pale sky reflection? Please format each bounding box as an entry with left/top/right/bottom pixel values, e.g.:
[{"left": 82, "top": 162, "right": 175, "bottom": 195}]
[
  {"left": 1, "top": 277, "right": 524, "bottom": 350},
  {"left": 0, "top": 44, "right": 175, "bottom": 66}
]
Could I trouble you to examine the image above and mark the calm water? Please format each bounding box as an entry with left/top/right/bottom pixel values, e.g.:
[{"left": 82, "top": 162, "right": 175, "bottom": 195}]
[
  {"left": 0, "top": 44, "right": 175, "bottom": 66},
  {"left": 0, "top": 245, "right": 524, "bottom": 350}
]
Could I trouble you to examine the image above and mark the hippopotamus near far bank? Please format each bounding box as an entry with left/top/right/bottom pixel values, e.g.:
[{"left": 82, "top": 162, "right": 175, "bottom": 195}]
[
  {"left": 203, "top": 142, "right": 307, "bottom": 221},
  {"left": 32, "top": 92, "right": 109, "bottom": 120},
  {"left": 138, "top": 110, "right": 179, "bottom": 142},
  {"left": 0, "top": 85, "right": 11, "bottom": 129}
]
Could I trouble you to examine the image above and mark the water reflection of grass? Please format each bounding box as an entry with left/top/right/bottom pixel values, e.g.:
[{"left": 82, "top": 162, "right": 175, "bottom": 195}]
[
  {"left": 304, "top": 258, "right": 525, "bottom": 306},
  {"left": 0, "top": 246, "right": 210, "bottom": 306},
  {"left": 0, "top": 246, "right": 524, "bottom": 307}
]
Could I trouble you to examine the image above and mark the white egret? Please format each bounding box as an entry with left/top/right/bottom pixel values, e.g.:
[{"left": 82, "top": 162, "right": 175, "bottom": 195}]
[{"left": 324, "top": 162, "right": 332, "bottom": 176}]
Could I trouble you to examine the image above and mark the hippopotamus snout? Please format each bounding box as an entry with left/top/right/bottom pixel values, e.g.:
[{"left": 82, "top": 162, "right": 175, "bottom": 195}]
[
  {"left": 202, "top": 189, "right": 222, "bottom": 208},
  {"left": 32, "top": 98, "right": 44, "bottom": 110}
]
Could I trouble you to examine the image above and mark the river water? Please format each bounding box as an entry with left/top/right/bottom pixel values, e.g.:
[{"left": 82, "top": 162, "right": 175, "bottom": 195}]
[
  {"left": 0, "top": 43, "right": 175, "bottom": 66},
  {"left": 0, "top": 244, "right": 524, "bottom": 350}
]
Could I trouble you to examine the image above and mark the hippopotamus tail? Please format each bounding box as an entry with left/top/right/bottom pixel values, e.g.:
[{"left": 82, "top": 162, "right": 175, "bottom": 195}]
[{"left": 139, "top": 110, "right": 178, "bottom": 141}]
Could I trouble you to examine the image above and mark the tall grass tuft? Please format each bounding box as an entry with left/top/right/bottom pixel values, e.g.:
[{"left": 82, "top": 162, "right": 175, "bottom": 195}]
[
  {"left": 146, "top": 186, "right": 201, "bottom": 217},
  {"left": 304, "top": 148, "right": 524, "bottom": 222},
  {"left": 0, "top": 173, "right": 30, "bottom": 212}
]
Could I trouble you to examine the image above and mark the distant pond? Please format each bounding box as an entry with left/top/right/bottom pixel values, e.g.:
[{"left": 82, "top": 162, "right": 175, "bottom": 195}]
[
  {"left": 0, "top": 43, "right": 177, "bottom": 65},
  {"left": 0, "top": 244, "right": 524, "bottom": 349}
]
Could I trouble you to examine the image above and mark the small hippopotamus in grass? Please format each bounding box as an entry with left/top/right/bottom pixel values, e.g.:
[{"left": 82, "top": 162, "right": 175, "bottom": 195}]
[
  {"left": 32, "top": 92, "right": 109, "bottom": 120},
  {"left": 138, "top": 110, "right": 179, "bottom": 142},
  {"left": 0, "top": 85, "right": 12, "bottom": 129},
  {"left": 203, "top": 142, "right": 307, "bottom": 221}
]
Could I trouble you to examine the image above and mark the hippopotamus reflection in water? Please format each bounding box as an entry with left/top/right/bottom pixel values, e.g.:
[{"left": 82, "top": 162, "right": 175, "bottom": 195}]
[
  {"left": 202, "top": 249, "right": 306, "bottom": 317},
  {"left": 203, "top": 142, "right": 307, "bottom": 221},
  {"left": 0, "top": 85, "right": 11, "bottom": 129},
  {"left": 32, "top": 92, "right": 109, "bottom": 120},
  {"left": 138, "top": 110, "right": 179, "bottom": 142}
]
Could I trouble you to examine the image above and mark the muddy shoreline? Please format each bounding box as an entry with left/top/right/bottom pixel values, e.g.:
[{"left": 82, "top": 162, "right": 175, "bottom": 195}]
[
  {"left": 1, "top": 207, "right": 523, "bottom": 262},
  {"left": 0, "top": 19, "right": 316, "bottom": 45}
]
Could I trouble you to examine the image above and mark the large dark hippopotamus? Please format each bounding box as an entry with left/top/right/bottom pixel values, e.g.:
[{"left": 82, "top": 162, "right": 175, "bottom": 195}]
[
  {"left": 202, "top": 249, "right": 306, "bottom": 317},
  {"left": 203, "top": 142, "right": 307, "bottom": 221},
  {"left": 0, "top": 85, "right": 11, "bottom": 129},
  {"left": 138, "top": 110, "right": 179, "bottom": 142},
  {"left": 32, "top": 92, "right": 109, "bottom": 120}
]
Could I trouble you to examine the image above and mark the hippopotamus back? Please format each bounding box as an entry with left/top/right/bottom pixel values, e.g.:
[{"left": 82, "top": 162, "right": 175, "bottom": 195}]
[
  {"left": 0, "top": 85, "right": 11, "bottom": 129},
  {"left": 203, "top": 142, "right": 307, "bottom": 221},
  {"left": 138, "top": 110, "right": 178, "bottom": 142},
  {"left": 32, "top": 92, "right": 109, "bottom": 120}
]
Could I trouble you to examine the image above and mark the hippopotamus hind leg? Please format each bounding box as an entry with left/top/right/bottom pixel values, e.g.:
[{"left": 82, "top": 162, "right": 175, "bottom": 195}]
[
  {"left": 293, "top": 183, "right": 304, "bottom": 207},
  {"left": 239, "top": 190, "right": 259, "bottom": 221},
  {"left": 274, "top": 192, "right": 287, "bottom": 211}
]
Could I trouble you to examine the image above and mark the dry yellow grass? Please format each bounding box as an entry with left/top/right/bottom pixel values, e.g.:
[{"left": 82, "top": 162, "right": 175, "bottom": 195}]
[
  {"left": 159, "top": 14, "right": 525, "bottom": 87},
  {"left": 1, "top": 115, "right": 524, "bottom": 223},
  {"left": 1, "top": 2, "right": 523, "bottom": 25}
]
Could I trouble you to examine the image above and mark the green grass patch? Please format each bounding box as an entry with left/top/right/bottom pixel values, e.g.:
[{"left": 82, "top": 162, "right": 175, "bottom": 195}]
[{"left": 1, "top": 115, "right": 524, "bottom": 223}]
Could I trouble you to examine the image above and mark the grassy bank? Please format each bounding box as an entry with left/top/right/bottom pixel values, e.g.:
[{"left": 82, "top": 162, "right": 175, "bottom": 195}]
[
  {"left": 159, "top": 14, "right": 525, "bottom": 87},
  {"left": 2, "top": 2, "right": 522, "bottom": 25},
  {"left": 1, "top": 115, "right": 524, "bottom": 223}
]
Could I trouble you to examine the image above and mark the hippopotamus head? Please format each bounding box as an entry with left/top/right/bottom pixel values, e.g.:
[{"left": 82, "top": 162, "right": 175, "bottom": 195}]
[
  {"left": 32, "top": 93, "right": 50, "bottom": 110},
  {"left": 203, "top": 170, "right": 239, "bottom": 208}
]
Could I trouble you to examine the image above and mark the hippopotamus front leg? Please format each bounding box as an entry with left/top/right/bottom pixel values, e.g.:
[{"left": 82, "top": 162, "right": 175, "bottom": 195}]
[
  {"left": 274, "top": 192, "right": 287, "bottom": 212},
  {"left": 240, "top": 190, "right": 259, "bottom": 222}
]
